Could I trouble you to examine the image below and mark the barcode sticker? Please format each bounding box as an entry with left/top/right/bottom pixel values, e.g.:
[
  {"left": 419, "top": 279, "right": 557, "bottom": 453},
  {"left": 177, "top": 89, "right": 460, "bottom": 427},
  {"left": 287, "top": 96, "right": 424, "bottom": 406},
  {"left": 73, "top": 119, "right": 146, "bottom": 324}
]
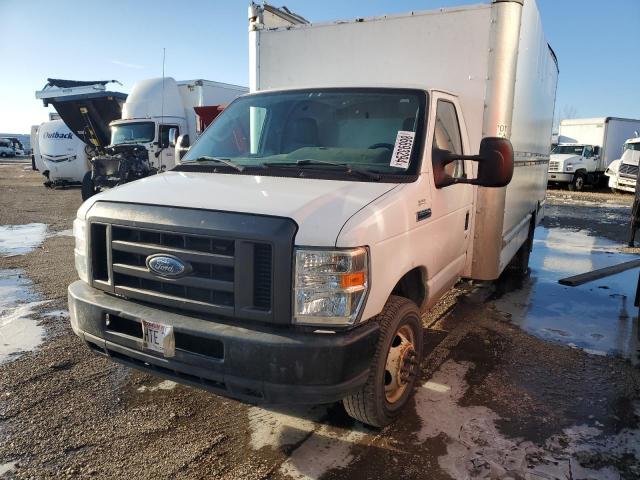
[{"left": 390, "top": 131, "right": 415, "bottom": 169}]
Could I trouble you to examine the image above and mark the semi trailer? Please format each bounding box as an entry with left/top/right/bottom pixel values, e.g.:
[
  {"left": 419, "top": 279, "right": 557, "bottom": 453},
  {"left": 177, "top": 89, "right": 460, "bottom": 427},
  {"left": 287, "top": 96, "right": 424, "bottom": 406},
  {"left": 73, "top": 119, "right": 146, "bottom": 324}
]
[
  {"left": 547, "top": 117, "right": 640, "bottom": 191},
  {"left": 68, "top": 0, "right": 558, "bottom": 427}
]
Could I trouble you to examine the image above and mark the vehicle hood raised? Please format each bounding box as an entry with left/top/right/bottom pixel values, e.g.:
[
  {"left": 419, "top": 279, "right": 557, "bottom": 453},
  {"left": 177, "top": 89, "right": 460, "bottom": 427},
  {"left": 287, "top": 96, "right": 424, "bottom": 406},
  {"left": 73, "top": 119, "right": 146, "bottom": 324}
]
[{"left": 81, "top": 171, "right": 399, "bottom": 246}]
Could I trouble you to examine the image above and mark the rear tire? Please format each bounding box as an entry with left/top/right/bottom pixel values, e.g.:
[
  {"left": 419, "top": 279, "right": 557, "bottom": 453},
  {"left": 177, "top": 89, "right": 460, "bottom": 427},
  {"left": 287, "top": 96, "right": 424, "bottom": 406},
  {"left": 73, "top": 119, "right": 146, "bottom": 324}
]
[
  {"left": 507, "top": 216, "right": 535, "bottom": 276},
  {"left": 31, "top": 155, "right": 36, "bottom": 171},
  {"left": 343, "top": 295, "right": 423, "bottom": 428},
  {"left": 81, "top": 171, "right": 96, "bottom": 201},
  {"left": 568, "top": 173, "right": 586, "bottom": 192},
  {"left": 0, "top": 152, "right": 6, "bottom": 158}
]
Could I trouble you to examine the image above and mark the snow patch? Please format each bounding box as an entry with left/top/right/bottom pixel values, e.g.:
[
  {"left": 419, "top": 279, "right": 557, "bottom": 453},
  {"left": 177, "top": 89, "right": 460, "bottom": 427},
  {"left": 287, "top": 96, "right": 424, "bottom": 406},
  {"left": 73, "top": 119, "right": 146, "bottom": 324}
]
[{"left": 0, "top": 223, "right": 47, "bottom": 256}]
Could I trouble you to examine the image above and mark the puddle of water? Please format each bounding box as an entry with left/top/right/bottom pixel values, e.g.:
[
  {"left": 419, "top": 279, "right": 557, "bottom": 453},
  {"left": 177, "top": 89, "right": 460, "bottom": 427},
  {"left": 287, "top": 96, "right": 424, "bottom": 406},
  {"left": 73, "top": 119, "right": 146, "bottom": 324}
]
[
  {"left": 495, "top": 226, "right": 640, "bottom": 364},
  {"left": 413, "top": 359, "right": 640, "bottom": 479},
  {"left": 0, "top": 269, "right": 47, "bottom": 364},
  {"left": 0, "top": 223, "right": 47, "bottom": 256}
]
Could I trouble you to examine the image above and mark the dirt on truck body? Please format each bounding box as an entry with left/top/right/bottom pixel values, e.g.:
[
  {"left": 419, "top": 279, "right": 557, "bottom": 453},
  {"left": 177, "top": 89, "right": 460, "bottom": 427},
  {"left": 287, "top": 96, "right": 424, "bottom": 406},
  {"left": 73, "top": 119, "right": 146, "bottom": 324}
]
[{"left": 0, "top": 163, "right": 639, "bottom": 479}]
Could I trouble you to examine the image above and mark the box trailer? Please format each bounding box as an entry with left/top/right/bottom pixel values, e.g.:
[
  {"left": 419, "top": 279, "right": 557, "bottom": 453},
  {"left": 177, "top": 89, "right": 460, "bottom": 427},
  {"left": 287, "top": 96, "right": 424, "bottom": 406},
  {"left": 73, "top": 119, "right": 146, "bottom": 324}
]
[
  {"left": 68, "top": 0, "right": 558, "bottom": 427},
  {"left": 548, "top": 117, "right": 640, "bottom": 190}
]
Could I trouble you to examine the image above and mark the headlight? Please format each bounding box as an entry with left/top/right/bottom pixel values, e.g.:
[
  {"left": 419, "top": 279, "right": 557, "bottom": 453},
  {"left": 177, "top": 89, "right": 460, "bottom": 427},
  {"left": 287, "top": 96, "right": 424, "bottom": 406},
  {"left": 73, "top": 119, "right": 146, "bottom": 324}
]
[
  {"left": 73, "top": 217, "right": 89, "bottom": 283},
  {"left": 294, "top": 247, "right": 369, "bottom": 326},
  {"left": 565, "top": 163, "right": 573, "bottom": 172}
]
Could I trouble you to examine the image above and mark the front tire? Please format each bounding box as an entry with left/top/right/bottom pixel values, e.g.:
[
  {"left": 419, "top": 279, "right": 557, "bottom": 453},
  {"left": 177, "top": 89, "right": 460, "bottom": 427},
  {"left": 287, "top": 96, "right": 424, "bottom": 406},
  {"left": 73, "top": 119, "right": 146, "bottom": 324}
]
[
  {"left": 81, "top": 171, "right": 96, "bottom": 201},
  {"left": 568, "top": 172, "right": 586, "bottom": 191},
  {"left": 343, "top": 295, "right": 423, "bottom": 428}
]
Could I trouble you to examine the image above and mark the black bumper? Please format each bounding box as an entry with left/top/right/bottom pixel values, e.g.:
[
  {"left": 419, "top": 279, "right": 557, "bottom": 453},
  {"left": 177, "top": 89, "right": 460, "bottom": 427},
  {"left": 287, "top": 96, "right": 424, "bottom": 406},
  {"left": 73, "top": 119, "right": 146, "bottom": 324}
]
[{"left": 68, "top": 281, "right": 379, "bottom": 404}]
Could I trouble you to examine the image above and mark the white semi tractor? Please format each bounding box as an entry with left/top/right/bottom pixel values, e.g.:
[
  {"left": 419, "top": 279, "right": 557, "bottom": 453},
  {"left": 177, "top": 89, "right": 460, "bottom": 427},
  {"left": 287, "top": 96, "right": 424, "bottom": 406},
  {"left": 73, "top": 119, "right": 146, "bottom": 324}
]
[
  {"left": 38, "top": 78, "right": 247, "bottom": 198},
  {"left": 547, "top": 117, "right": 640, "bottom": 191},
  {"left": 69, "top": 0, "right": 558, "bottom": 427},
  {"left": 605, "top": 136, "right": 640, "bottom": 193}
]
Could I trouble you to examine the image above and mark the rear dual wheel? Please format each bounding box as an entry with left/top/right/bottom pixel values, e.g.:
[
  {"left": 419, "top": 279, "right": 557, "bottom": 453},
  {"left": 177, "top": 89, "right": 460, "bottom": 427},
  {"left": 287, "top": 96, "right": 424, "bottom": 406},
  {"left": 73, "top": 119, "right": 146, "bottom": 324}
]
[{"left": 343, "top": 296, "right": 423, "bottom": 428}]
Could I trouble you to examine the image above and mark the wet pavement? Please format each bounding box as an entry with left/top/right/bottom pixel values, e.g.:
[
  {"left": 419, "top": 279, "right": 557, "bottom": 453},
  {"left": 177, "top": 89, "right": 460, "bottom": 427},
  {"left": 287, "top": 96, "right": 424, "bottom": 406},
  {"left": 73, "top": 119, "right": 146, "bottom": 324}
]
[
  {"left": 495, "top": 226, "right": 640, "bottom": 364},
  {"left": 0, "top": 269, "right": 47, "bottom": 364},
  {"left": 0, "top": 223, "right": 47, "bottom": 257},
  {"left": 0, "top": 165, "right": 639, "bottom": 480}
]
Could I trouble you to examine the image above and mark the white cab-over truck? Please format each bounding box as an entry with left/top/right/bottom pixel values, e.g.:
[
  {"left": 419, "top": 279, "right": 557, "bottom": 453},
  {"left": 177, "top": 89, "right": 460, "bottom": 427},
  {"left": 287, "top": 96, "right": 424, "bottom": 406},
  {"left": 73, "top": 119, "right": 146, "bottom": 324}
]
[
  {"left": 547, "top": 117, "right": 640, "bottom": 191},
  {"left": 68, "top": 0, "right": 558, "bottom": 427},
  {"left": 606, "top": 136, "right": 640, "bottom": 193}
]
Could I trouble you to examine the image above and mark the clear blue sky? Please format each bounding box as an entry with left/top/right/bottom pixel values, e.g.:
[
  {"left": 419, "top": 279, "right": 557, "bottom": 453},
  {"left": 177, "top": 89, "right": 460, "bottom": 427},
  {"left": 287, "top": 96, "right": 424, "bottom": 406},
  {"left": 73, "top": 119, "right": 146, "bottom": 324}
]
[{"left": 0, "top": 0, "right": 638, "bottom": 133}]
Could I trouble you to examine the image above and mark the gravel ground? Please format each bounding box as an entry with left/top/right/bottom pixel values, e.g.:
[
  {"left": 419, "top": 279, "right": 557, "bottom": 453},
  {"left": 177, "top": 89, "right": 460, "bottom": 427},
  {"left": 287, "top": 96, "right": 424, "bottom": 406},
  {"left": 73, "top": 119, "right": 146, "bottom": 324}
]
[{"left": 1, "top": 165, "right": 639, "bottom": 479}]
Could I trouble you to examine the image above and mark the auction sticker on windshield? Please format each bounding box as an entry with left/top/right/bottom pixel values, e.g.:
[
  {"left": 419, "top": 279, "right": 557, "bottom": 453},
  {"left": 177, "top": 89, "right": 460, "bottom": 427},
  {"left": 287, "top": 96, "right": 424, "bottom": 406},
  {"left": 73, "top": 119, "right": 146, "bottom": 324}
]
[
  {"left": 390, "top": 130, "right": 415, "bottom": 169},
  {"left": 142, "top": 320, "right": 175, "bottom": 357}
]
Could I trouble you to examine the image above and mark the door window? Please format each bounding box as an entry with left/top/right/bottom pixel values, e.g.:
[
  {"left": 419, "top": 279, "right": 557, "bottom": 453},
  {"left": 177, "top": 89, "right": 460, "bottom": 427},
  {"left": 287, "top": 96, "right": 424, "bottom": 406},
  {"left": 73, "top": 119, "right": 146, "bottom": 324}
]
[
  {"left": 432, "top": 100, "right": 464, "bottom": 178},
  {"left": 583, "top": 146, "right": 593, "bottom": 158},
  {"left": 159, "top": 124, "right": 179, "bottom": 148}
]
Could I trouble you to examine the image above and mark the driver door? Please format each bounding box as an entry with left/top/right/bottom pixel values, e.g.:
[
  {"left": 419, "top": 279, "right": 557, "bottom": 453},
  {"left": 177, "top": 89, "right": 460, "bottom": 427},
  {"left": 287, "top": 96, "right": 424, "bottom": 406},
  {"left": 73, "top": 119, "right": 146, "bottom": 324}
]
[
  {"left": 158, "top": 124, "right": 179, "bottom": 170},
  {"left": 426, "top": 92, "right": 474, "bottom": 292}
]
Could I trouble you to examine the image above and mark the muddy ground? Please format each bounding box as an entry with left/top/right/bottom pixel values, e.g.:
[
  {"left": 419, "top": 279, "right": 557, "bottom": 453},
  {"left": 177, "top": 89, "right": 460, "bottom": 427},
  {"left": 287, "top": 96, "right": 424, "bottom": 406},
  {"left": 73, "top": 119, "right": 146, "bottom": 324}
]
[{"left": 0, "top": 163, "right": 639, "bottom": 479}]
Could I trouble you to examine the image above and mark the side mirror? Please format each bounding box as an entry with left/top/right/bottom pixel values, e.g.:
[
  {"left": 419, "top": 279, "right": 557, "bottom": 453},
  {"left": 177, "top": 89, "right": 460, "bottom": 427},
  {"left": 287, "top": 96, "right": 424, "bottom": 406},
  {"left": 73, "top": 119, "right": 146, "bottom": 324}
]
[
  {"left": 433, "top": 137, "right": 514, "bottom": 188},
  {"left": 175, "top": 134, "right": 190, "bottom": 161},
  {"left": 168, "top": 128, "right": 178, "bottom": 147}
]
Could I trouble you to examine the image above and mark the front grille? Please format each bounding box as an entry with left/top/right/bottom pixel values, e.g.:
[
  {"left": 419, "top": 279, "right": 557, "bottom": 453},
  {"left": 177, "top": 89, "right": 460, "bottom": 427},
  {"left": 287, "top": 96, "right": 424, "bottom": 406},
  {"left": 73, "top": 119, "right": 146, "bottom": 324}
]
[
  {"left": 87, "top": 202, "right": 295, "bottom": 325},
  {"left": 548, "top": 161, "right": 560, "bottom": 172},
  {"left": 619, "top": 163, "right": 638, "bottom": 179},
  {"left": 91, "top": 224, "right": 274, "bottom": 318}
]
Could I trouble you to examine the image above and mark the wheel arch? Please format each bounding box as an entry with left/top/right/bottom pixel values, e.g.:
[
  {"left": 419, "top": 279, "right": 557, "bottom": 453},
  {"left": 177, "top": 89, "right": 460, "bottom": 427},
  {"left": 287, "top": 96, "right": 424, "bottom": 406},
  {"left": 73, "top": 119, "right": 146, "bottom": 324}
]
[{"left": 390, "top": 266, "right": 428, "bottom": 310}]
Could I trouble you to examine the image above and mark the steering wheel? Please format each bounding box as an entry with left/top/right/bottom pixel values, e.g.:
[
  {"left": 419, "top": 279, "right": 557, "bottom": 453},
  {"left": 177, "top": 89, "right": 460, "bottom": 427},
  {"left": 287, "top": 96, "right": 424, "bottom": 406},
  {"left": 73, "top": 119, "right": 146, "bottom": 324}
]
[{"left": 368, "top": 143, "right": 394, "bottom": 150}]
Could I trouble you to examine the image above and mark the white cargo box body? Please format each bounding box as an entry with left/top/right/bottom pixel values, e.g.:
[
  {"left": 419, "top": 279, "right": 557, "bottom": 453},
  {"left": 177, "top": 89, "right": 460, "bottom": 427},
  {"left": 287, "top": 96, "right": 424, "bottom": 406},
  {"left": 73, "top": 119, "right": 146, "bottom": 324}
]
[
  {"left": 250, "top": 0, "right": 558, "bottom": 280},
  {"left": 558, "top": 117, "right": 640, "bottom": 170},
  {"left": 176, "top": 80, "right": 249, "bottom": 138}
]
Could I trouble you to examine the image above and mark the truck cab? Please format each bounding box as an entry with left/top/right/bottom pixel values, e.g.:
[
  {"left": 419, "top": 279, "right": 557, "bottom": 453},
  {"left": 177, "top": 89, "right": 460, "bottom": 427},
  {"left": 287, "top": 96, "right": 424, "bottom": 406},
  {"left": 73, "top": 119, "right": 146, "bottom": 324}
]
[
  {"left": 548, "top": 143, "right": 598, "bottom": 191},
  {"left": 606, "top": 137, "right": 640, "bottom": 193}
]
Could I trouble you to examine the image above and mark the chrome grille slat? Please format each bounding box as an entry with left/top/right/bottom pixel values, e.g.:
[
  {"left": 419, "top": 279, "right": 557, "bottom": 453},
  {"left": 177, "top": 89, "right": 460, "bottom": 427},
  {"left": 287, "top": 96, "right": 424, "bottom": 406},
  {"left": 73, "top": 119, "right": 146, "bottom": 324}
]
[
  {"left": 111, "top": 240, "right": 234, "bottom": 266},
  {"left": 112, "top": 264, "right": 234, "bottom": 292},
  {"left": 619, "top": 163, "right": 638, "bottom": 178}
]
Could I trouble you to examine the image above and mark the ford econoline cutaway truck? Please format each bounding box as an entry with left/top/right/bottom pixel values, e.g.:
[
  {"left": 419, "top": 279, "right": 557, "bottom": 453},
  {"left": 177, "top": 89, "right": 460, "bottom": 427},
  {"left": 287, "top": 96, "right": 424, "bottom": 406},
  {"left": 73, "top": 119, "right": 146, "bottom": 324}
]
[{"left": 68, "top": 0, "right": 558, "bottom": 427}]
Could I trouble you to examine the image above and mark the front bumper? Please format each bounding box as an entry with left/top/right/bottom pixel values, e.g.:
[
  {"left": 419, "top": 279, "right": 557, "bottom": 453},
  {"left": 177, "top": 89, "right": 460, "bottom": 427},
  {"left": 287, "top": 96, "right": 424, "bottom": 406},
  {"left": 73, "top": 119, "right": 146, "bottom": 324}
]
[
  {"left": 609, "top": 175, "right": 636, "bottom": 193},
  {"left": 68, "top": 280, "right": 379, "bottom": 404},
  {"left": 547, "top": 172, "right": 573, "bottom": 183}
]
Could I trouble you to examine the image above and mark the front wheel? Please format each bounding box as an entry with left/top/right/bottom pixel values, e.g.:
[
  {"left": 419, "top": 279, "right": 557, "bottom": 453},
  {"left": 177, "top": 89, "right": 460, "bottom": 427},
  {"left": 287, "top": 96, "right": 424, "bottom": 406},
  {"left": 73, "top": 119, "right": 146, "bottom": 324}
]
[
  {"left": 0, "top": 152, "right": 7, "bottom": 158},
  {"left": 81, "top": 171, "right": 96, "bottom": 201},
  {"left": 568, "top": 172, "right": 586, "bottom": 191},
  {"left": 343, "top": 295, "right": 424, "bottom": 428}
]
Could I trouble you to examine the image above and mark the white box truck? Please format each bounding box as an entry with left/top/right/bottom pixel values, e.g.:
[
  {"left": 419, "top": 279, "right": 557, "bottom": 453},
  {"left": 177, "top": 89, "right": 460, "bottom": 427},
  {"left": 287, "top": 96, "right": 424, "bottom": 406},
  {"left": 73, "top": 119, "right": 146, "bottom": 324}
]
[
  {"left": 547, "top": 117, "right": 640, "bottom": 191},
  {"left": 68, "top": 0, "right": 558, "bottom": 427},
  {"left": 38, "top": 78, "right": 247, "bottom": 199},
  {"left": 605, "top": 136, "right": 640, "bottom": 193}
]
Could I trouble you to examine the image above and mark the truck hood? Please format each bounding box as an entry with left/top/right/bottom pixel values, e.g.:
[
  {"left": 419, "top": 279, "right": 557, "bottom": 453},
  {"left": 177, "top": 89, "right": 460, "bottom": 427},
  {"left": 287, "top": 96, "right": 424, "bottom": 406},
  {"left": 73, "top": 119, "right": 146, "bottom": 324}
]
[
  {"left": 81, "top": 171, "right": 399, "bottom": 246},
  {"left": 550, "top": 153, "right": 581, "bottom": 164},
  {"left": 620, "top": 149, "right": 640, "bottom": 167}
]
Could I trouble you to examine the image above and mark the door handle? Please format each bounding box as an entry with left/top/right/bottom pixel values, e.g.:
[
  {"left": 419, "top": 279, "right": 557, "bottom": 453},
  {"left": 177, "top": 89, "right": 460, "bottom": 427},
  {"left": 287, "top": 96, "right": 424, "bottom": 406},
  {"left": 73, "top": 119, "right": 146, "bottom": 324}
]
[{"left": 464, "top": 211, "right": 470, "bottom": 230}]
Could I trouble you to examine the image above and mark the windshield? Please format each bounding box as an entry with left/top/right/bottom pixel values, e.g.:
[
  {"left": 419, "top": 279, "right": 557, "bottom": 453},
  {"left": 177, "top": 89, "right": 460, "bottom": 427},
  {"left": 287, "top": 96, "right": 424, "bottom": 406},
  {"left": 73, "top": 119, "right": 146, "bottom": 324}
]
[
  {"left": 111, "top": 122, "right": 155, "bottom": 145},
  {"left": 552, "top": 145, "right": 585, "bottom": 155},
  {"left": 182, "top": 88, "right": 426, "bottom": 178},
  {"left": 624, "top": 142, "right": 640, "bottom": 152}
]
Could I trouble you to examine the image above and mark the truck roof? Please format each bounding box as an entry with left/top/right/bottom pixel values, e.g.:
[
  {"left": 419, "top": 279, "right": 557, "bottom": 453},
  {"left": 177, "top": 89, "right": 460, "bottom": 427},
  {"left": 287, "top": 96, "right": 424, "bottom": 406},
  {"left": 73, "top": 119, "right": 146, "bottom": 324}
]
[
  {"left": 561, "top": 117, "right": 640, "bottom": 126},
  {"left": 176, "top": 79, "right": 248, "bottom": 92}
]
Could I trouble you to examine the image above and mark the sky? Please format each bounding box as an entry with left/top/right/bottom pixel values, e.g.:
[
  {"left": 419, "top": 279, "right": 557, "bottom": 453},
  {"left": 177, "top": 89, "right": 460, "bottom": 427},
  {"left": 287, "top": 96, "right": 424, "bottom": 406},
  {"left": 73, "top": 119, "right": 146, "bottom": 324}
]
[{"left": 0, "top": 0, "right": 638, "bottom": 133}]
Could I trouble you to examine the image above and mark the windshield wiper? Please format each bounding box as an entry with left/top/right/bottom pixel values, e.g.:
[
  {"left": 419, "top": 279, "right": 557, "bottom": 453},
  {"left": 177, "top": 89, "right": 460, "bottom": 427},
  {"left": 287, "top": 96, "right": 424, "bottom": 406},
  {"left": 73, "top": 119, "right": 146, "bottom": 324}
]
[
  {"left": 190, "top": 156, "right": 244, "bottom": 172},
  {"left": 265, "top": 159, "right": 381, "bottom": 181}
]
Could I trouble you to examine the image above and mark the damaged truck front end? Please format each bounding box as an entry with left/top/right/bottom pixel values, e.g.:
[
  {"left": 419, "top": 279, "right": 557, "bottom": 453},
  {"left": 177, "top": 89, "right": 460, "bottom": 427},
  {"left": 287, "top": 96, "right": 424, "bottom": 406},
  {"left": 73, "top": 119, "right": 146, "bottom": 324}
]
[{"left": 86, "top": 144, "right": 152, "bottom": 198}]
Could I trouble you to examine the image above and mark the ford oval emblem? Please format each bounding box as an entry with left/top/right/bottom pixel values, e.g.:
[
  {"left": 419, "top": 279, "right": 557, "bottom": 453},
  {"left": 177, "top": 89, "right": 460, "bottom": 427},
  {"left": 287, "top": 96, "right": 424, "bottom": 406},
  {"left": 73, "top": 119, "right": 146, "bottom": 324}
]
[{"left": 146, "top": 254, "right": 191, "bottom": 278}]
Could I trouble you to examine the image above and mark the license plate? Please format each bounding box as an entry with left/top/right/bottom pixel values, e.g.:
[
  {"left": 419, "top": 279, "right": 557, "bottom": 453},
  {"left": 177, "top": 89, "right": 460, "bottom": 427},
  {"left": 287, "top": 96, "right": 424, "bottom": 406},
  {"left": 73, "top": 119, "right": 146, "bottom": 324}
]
[{"left": 142, "top": 320, "right": 175, "bottom": 357}]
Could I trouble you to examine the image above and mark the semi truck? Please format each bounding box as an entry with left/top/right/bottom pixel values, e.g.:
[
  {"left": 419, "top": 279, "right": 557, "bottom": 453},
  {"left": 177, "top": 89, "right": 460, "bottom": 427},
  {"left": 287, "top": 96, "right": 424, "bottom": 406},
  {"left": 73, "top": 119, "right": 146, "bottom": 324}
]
[
  {"left": 605, "top": 136, "right": 640, "bottom": 193},
  {"left": 547, "top": 117, "right": 640, "bottom": 191},
  {"left": 38, "top": 78, "right": 247, "bottom": 199},
  {"left": 68, "top": 0, "right": 558, "bottom": 427}
]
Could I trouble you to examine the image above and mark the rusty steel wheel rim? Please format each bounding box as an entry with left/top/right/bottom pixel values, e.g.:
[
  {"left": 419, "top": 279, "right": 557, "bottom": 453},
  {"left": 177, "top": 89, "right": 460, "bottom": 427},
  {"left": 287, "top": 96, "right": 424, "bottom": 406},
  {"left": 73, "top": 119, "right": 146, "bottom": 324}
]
[{"left": 383, "top": 324, "right": 418, "bottom": 404}]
